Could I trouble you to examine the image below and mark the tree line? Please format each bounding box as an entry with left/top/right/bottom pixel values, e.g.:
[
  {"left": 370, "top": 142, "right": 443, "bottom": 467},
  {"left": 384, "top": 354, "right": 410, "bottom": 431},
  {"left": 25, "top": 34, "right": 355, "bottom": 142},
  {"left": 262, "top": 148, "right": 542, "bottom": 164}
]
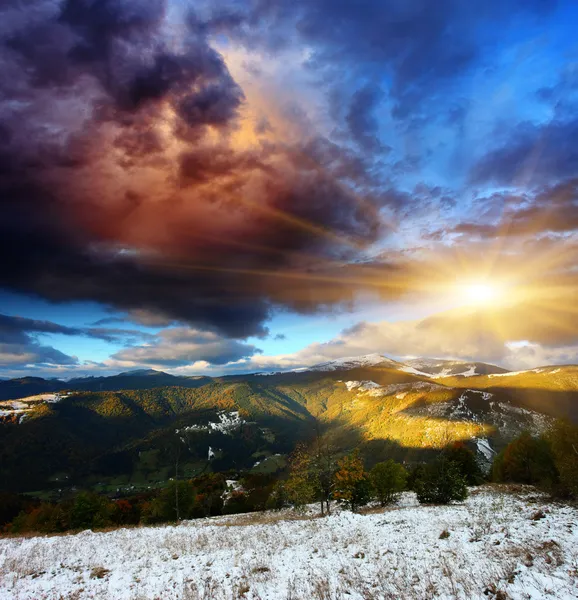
[{"left": 2, "top": 419, "right": 576, "bottom": 535}]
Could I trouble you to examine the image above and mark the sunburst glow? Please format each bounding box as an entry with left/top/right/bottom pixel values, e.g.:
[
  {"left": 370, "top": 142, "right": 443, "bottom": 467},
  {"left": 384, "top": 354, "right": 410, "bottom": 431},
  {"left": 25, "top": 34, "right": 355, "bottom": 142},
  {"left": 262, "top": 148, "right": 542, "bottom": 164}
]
[{"left": 460, "top": 282, "right": 502, "bottom": 306}]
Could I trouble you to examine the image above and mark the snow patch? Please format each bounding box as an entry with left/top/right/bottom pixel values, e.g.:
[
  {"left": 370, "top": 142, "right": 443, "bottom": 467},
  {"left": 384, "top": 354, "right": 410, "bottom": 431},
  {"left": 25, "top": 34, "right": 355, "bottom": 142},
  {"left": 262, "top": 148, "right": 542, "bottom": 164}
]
[
  {"left": 475, "top": 438, "right": 496, "bottom": 461},
  {"left": 344, "top": 380, "right": 381, "bottom": 392},
  {"left": 178, "top": 411, "right": 245, "bottom": 436}
]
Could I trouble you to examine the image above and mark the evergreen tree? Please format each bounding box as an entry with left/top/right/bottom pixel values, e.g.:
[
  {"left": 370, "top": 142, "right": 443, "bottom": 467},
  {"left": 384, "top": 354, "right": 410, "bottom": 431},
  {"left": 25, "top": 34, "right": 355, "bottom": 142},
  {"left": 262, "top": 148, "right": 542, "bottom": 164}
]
[
  {"left": 415, "top": 458, "right": 468, "bottom": 504},
  {"left": 443, "top": 442, "right": 483, "bottom": 485},
  {"left": 370, "top": 459, "right": 407, "bottom": 505}
]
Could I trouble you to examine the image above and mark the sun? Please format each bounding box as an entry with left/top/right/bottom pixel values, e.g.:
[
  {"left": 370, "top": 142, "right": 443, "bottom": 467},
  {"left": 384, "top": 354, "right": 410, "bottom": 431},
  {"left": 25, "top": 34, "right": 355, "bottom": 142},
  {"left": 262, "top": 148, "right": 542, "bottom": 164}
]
[{"left": 460, "top": 281, "right": 501, "bottom": 306}]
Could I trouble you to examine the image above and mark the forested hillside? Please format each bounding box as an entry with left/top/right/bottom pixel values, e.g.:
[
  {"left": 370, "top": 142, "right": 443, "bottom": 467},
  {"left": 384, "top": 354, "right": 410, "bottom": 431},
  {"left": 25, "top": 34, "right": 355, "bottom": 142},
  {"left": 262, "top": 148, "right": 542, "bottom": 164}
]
[{"left": 2, "top": 357, "right": 571, "bottom": 495}]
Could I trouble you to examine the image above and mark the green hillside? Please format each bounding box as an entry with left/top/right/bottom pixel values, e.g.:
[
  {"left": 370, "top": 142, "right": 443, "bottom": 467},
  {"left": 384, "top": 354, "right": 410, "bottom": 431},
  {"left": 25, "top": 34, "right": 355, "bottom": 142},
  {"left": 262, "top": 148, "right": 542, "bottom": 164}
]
[
  {"left": 0, "top": 383, "right": 313, "bottom": 494},
  {"left": 1, "top": 360, "right": 576, "bottom": 496}
]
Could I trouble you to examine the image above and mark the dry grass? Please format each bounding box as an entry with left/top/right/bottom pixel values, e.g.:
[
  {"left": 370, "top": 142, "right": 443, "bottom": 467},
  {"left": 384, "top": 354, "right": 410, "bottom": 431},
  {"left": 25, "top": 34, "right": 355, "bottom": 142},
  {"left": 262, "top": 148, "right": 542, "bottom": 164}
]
[
  {"left": 213, "top": 510, "right": 320, "bottom": 527},
  {"left": 1, "top": 487, "right": 577, "bottom": 600}
]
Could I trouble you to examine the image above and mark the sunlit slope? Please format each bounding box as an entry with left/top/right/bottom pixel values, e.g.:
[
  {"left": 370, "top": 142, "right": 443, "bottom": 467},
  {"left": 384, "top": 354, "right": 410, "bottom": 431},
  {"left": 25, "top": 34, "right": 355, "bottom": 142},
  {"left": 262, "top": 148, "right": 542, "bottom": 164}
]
[
  {"left": 279, "top": 377, "right": 549, "bottom": 458},
  {"left": 0, "top": 360, "right": 562, "bottom": 494},
  {"left": 227, "top": 365, "right": 551, "bottom": 465},
  {"left": 437, "top": 365, "right": 578, "bottom": 420}
]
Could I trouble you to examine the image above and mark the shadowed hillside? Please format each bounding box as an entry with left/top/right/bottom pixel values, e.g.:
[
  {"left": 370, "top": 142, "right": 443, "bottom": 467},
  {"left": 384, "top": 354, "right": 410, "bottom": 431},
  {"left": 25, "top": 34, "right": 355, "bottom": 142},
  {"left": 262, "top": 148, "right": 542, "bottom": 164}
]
[{"left": 1, "top": 355, "right": 568, "bottom": 495}]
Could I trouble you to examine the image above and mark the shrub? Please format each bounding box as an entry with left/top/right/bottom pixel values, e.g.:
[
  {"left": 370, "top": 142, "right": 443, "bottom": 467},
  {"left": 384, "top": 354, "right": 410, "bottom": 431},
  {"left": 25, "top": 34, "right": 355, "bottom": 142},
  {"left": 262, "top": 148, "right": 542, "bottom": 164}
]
[
  {"left": 69, "top": 491, "right": 113, "bottom": 530},
  {"left": 407, "top": 464, "right": 426, "bottom": 491},
  {"left": 415, "top": 458, "right": 468, "bottom": 504},
  {"left": 223, "top": 490, "right": 252, "bottom": 515},
  {"left": 111, "top": 499, "right": 140, "bottom": 526},
  {"left": 370, "top": 460, "right": 407, "bottom": 505},
  {"left": 10, "top": 502, "right": 69, "bottom": 534},
  {"left": 0, "top": 493, "right": 38, "bottom": 529},
  {"left": 141, "top": 481, "right": 195, "bottom": 523},
  {"left": 266, "top": 480, "right": 289, "bottom": 510},
  {"left": 443, "top": 442, "right": 483, "bottom": 485}
]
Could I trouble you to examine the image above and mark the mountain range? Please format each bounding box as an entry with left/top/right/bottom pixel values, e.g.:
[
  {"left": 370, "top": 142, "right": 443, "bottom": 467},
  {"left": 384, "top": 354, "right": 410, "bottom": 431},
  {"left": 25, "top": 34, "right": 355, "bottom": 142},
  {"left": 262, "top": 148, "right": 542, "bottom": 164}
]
[{"left": 1, "top": 355, "right": 576, "bottom": 496}]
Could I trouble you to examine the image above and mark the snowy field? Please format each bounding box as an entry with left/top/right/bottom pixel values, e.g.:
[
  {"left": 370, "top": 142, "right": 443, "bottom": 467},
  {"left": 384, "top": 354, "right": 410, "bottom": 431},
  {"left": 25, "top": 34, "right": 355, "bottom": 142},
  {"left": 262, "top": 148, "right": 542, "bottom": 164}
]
[{"left": 1, "top": 486, "right": 577, "bottom": 600}]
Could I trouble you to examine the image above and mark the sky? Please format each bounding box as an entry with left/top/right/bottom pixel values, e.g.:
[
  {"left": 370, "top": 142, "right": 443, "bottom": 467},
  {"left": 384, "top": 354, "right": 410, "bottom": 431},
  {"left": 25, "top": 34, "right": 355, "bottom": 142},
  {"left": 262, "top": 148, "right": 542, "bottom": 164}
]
[{"left": 1, "top": 0, "right": 578, "bottom": 379}]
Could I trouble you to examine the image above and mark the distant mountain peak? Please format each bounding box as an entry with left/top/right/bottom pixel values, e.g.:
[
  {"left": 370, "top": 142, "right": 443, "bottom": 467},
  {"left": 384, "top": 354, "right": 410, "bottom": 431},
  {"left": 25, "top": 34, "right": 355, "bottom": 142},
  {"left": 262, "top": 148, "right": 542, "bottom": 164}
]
[
  {"left": 401, "top": 358, "right": 508, "bottom": 379},
  {"left": 117, "top": 369, "right": 167, "bottom": 377},
  {"left": 296, "top": 353, "right": 400, "bottom": 373}
]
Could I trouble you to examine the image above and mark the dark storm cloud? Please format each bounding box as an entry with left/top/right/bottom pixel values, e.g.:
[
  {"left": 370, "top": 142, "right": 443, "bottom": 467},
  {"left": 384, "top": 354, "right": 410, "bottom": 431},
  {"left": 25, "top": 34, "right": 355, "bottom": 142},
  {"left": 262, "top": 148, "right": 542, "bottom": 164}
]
[
  {"left": 0, "top": 0, "right": 387, "bottom": 340},
  {"left": 0, "top": 312, "right": 159, "bottom": 367},
  {"left": 0, "top": 314, "right": 75, "bottom": 367},
  {"left": 197, "top": 0, "right": 553, "bottom": 119},
  {"left": 0, "top": 314, "right": 153, "bottom": 345}
]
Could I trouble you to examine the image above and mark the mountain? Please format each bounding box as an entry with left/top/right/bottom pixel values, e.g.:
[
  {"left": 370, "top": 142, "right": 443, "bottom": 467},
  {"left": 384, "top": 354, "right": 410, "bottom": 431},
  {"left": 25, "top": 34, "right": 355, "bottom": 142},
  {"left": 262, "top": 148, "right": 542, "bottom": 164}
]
[
  {"left": 291, "top": 353, "right": 403, "bottom": 372},
  {"left": 0, "top": 370, "right": 212, "bottom": 401},
  {"left": 401, "top": 358, "right": 509, "bottom": 378},
  {"left": 437, "top": 364, "right": 578, "bottom": 420},
  {"left": 0, "top": 377, "right": 64, "bottom": 401},
  {"left": 2, "top": 354, "right": 573, "bottom": 495}
]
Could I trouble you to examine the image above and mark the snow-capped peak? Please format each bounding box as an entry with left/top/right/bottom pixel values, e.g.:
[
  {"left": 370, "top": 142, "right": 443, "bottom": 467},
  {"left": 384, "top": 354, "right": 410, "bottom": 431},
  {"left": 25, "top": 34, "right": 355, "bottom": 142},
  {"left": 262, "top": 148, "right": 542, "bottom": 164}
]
[{"left": 296, "top": 354, "right": 399, "bottom": 373}]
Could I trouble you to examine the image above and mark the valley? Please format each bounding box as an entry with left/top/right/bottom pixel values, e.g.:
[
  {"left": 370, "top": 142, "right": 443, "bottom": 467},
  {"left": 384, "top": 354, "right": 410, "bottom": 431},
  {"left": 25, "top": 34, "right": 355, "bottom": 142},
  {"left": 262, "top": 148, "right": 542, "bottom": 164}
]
[{"left": 1, "top": 356, "right": 575, "bottom": 497}]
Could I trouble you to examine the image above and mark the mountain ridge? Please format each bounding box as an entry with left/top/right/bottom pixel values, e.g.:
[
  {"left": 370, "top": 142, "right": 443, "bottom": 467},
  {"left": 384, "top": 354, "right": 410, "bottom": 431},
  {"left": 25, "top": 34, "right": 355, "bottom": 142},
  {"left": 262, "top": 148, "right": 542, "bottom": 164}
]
[
  {"left": 0, "top": 354, "right": 512, "bottom": 399},
  {"left": 1, "top": 354, "right": 577, "bottom": 495}
]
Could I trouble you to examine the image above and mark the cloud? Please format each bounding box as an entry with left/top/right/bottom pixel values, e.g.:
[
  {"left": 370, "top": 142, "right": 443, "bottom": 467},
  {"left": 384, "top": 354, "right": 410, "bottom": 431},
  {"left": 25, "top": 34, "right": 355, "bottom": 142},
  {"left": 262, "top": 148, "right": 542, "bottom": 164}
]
[
  {"left": 197, "top": 0, "right": 553, "bottom": 119},
  {"left": 0, "top": 0, "right": 390, "bottom": 340},
  {"left": 1, "top": 0, "right": 576, "bottom": 372},
  {"left": 0, "top": 314, "right": 79, "bottom": 367},
  {"left": 428, "top": 179, "right": 578, "bottom": 242},
  {"left": 471, "top": 118, "right": 578, "bottom": 187},
  {"left": 0, "top": 312, "right": 157, "bottom": 370},
  {"left": 345, "top": 84, "right": 387, "bottom": 153},
  {"left": 246, "top": 296, "right": 578, "bottom": 373},
  {"left": 110, "top": 327, "right": 259, "bottom": 368}
]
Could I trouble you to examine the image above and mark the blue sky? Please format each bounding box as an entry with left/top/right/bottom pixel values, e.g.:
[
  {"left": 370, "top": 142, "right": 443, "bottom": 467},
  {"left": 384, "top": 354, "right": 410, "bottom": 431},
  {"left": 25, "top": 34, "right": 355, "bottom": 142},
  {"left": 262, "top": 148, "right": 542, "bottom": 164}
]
[{"left": 1, "top": 0, "right": 578, "bottom": 378}]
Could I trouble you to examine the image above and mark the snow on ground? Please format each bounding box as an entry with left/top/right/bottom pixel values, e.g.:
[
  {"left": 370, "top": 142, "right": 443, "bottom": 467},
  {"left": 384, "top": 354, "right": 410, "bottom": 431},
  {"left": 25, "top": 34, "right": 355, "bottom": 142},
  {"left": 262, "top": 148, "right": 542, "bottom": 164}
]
[
  {"left": 1, "top": 487, "right": 577, "bottom": 600},
  {"left": 398, "top": 364, "right": 432, "bottom": 376},
  {"left": 0, "top": 394, "right": 68, "bottom": 422},
  {"left": 0, "top": 409, "right": 31, "bottom": 417},
  {"left": 344, "top": 380, "right": 381, "bottom": 392},
  {"left": 344, "top": 380, "right": 449, "bottom": 398},
  {"left": 488, "top": 370, "right": 539, "bottom": 378},
  {"left": 178, "top": 411, "right": 245, "bottom": 436},
  {"left": 400, "top": 360, "right": 488, "bottom": 379},
  {"left": 6, "top": 393, "right": 67, "bottom": 404}
]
